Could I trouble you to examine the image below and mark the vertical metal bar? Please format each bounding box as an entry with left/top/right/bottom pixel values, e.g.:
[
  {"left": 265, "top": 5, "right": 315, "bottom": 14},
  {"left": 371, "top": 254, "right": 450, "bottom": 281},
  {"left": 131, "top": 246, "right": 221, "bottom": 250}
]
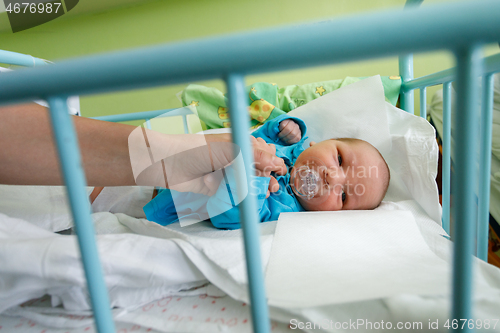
[
  {"left": 451, "top": 45, "right": 482, "bottom": 331},
  {"left": 182, "top": 115, "right": 189, "bottom": 134},
  {"left": 420, "top": 87, "right": 427, "bottom": 119},
  {"left": 225, "top": 73, "right": 270, "bottom": 333},
  {"left": 47, "top": 97, "right": 115, "bottom": 333},
  {"left": 442, "top": 82, "right": 452, "bottom": 236},
  {"left": 145, "top": 118, "right": 152, "bottom": 130},
  {"left": 398, "top": 0, "right": 422, "bottom": 115},
  {"left": 399, "top": 54, "right": 414, "bottom": 114},
  {"left": 477, "top": 74, "right": 494, "bottom": 261}
]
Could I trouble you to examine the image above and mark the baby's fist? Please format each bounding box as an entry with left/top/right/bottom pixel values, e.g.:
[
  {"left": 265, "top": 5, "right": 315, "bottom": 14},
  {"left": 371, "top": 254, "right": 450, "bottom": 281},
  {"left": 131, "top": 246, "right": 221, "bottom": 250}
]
[{"left": 278, "top": 119, "right": 302, "bottom": 145}]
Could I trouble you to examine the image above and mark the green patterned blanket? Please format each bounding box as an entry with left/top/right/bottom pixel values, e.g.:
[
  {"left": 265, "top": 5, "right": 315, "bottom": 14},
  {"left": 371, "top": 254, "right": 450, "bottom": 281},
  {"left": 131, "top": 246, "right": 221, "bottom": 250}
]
[{"left": 181, "top": 76, "right": 401, "bottom": 130}]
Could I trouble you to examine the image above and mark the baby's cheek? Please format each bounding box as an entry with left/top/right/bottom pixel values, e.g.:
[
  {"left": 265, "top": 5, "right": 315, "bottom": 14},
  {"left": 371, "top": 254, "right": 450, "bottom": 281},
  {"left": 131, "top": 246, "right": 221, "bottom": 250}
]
[{"left": 309, "top": 195, "right": 340, "bottom": 211}]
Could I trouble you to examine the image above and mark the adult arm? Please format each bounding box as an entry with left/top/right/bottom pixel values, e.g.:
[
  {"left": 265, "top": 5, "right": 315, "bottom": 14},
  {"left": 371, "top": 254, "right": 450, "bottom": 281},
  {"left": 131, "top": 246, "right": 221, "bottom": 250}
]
[{"left": 0, "top": 103, "right": 286, "bottom": 194}]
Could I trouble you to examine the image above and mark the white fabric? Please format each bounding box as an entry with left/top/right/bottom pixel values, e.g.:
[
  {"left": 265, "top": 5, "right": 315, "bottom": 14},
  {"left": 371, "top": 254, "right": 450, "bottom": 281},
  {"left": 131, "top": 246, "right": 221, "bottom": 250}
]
[
  {"left": 91, "top": 186, "right": 154, "bottom": 218},
  {"left": 288, "top": 75, "right": 392, "bottom": 157},
  {"left": 116, "top": 214, "right": 276, "bottom": 302},
  {"left": 0, "top": 185, "right": 93, "bottom": 232},
  {"left": 265, "top": 210, "right": 449, "bottom": 308},
  {"left": 2, "top": 201, "right": 500, "bottom": 332},
  {"left": 0, "top": 213, "right": 208, "bottom": 313},
  {"left": 266, "top": 200, "right": 500, "bottom": 332},
  {"left": 0, "top": 285, "right": 293, "bottom": 333},
  {"left": 288, "top": 76, "right": 441, "bottom": 223}
]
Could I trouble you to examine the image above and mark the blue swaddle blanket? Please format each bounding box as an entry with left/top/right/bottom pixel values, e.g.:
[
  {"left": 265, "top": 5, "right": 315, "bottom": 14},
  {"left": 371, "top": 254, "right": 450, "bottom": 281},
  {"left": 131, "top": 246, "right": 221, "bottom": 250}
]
[{"left": 143, "top": 114, "right": 307, "bottom": 229}]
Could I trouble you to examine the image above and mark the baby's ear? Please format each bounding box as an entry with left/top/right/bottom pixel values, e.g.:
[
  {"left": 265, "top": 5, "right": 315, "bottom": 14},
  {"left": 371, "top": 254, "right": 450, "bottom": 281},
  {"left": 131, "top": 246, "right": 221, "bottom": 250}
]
[{"left": 309, "top": 141, "right": 316, "bottom": 147}]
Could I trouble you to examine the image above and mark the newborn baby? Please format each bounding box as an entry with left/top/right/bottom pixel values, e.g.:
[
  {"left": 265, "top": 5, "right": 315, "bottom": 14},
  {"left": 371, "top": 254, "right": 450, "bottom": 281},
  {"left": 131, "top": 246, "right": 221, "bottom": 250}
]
[{"left": 144, "top": 114, "right": 390, "bottom": 229}]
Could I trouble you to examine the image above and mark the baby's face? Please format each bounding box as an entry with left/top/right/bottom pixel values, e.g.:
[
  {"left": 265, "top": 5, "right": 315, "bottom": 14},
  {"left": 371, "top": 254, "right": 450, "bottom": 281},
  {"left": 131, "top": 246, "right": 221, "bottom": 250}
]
[{"left": 291, "top": 138, "right": 388, "bottom": 211}]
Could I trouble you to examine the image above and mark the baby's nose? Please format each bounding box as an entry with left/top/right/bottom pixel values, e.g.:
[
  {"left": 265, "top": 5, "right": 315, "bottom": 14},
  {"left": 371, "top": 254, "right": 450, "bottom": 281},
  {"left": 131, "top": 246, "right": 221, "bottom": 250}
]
[{"left": 326, "top": 167, "right": 346, "bottom": 186}]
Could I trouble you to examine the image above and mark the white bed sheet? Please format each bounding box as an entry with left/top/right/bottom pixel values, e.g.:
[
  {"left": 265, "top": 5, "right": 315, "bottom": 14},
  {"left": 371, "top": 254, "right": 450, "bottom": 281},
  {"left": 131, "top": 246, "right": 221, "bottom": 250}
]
[
  {"left": 0, "top": 185, "right": 94, "bottom": 232},
  {"left": 2, "top": 200, "right": 500, "bottom": 332}
]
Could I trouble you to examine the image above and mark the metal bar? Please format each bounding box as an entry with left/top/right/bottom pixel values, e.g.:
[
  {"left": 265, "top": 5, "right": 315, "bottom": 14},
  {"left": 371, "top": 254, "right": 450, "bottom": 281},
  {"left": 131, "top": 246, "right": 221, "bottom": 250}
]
[
  {"left": 403, "top": 68, "right": 455, "bottom": 92},
  {"left": 403, "top": 53, "right": 500, "bottom": 92},
  {"left": 91, "top": 108, "right": 188, "bottom": 122},
  {"left": 397, "top": 0, "right": 422, "bottom": 114},
  {"left": 399, "top": 54, "right": 414, "bottom": 114},
  {"left": 484, "top": 53, "right": 500, "bottom": 75},
  {"left": 46, "top": 97, "right": 115, "bottom": 333},
  {"left": 442, "top": 82, "right": 452, "bottom": 236},
  {"left": 145, "top": 119, "right": 152, "bottom": 130},
  {"left": 182, "top": 115, "right": 190, "bottom": 134},
  {"left": 451, "top": 45, "right": 482, "bottom": 330},
  {"left": 420, "top": 87, "right": 427, "bottom": 119},
  {"left": 2, "top": 1, "right": 500, "bottom": 104},
  {"left": 477, "top": 74, "right": 494, "bottom": 261},
  {"left": 0, "top": 49, "right": 49, "bottom": 67},
  {"left": 225, "top": 73, "right": 270, "bottom": 333}
]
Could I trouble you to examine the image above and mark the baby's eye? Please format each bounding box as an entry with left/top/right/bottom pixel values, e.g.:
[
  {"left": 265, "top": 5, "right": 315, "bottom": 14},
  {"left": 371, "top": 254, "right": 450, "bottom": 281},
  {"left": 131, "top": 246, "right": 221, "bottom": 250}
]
[
  {"left": 338, "top": 153, "right": 343, "bottom": 166},
  {"left": 341, "top": 189, "right": 346, "bottom": 203}
]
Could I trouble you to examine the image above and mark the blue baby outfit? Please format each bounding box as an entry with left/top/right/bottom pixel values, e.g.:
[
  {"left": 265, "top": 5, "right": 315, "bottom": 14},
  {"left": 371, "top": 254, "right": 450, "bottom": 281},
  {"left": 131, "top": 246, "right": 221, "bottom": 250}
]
[{"left": 143, "top": 114, "right": 307, "bottom": 229}]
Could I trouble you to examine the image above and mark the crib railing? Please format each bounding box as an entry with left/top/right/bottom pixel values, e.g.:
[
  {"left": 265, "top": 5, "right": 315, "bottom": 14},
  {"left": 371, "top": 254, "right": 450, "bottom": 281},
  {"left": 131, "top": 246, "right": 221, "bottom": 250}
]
[
  {"left": 0, "top": 49, "right": 50, "bottom": 67},
  {"left": 92, "top": 107, "right": 193, "bottom": 132},
  {"left": 2, "top": 1, "right": 500, "bottom": 332},
  {"left": 402, "top": 53, "right": 500, "bottom": 262},
  {"left": 404, "top": 46, "right": 485, "bottom": 324}
]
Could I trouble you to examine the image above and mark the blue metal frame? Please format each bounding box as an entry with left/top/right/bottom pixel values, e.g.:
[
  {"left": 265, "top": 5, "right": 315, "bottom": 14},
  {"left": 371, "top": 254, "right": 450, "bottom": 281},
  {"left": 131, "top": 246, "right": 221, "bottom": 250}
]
[
  {"left": 401, "top": 53, "right": 500, "bottom": 253},
  {"left": 0, "top": 50, "right": 49, "bottom": 67},
  {"left": 399, "top": 42, "right": 499, "bottom": 329},
  {"left": 2, "top": 1, "right": 500, "bottom": 332},
  {"left": 442, "top": 82, "right": 452, "bottom": 236},
  {"left": 47, "top": 97, "right": 116, "bottom": 333},
  {"left": 451, "top": 45, "right": 482, "bottom": 332},
  {"left": 2, "top": 1, "right": 500, "bottom": 103},
  {"left": 399, "top": 53, "right": 414, "bottom": 115},
  {"left": 478, "top": 74, "right": 494, "bottom": 261},
  {"left": 419, "top": 87, "right": 427, "bottom": 119},
  {"left": 92, "top": 108, "right": 192, "bottom": 133},
  {"left": 225, "top": 73, "right": 270, "bottom": 333}
]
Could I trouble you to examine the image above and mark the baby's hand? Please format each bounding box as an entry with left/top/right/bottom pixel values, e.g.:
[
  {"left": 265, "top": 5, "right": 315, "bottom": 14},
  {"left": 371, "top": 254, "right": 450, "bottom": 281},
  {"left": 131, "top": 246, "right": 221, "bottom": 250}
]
[{"left": 278, "top": 119, "right": 302, "bottom": 145}]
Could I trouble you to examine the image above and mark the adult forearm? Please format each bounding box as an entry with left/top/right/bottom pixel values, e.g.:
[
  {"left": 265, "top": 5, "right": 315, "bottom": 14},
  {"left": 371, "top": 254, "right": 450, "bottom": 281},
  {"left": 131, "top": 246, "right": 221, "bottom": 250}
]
[
  {"left": 0, "top": 103, "right": 136, "bottom": 186},
  {"left": 0, "top": 103, "right": 286, "bottom": 193}
]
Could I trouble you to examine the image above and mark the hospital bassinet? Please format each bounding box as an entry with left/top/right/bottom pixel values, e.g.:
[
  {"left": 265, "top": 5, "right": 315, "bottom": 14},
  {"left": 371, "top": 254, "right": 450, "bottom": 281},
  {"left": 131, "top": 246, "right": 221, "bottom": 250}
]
[{"left": 1, "top": 0, "right": 500, "bottom": 332}]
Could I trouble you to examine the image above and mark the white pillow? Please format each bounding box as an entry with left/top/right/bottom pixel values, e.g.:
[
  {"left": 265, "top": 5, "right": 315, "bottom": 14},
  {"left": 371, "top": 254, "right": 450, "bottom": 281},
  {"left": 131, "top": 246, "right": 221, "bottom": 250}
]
[{"left": 288, "top": 76, "right": 441, "bottom": 223}]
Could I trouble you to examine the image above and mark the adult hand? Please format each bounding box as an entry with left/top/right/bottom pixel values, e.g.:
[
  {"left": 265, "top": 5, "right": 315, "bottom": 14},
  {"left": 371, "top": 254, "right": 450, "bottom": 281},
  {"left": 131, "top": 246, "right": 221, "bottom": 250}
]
[
  {"left": 129, "top": 131, "right": 287, "bottom": 196},
  {"left": 249, "top": 137, "right": 283, "bottom": 197},
  {"left": 200, "top": 134, "right": 287, "bottom": 197}
]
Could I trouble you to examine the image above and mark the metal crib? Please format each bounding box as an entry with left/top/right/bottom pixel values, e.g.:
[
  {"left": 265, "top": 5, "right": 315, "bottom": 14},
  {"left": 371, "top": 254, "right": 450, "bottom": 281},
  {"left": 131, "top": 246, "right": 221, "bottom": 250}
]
[{"left": 1, "top": 0, "right": 500, "bottom": 332}]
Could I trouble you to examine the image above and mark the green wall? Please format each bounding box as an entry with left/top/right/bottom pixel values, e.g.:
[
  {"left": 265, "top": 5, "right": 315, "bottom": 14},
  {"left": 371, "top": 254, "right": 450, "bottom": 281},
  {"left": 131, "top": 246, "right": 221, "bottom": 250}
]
[{"left": 1, "top": 0, "right": 497, "bottom": 133}]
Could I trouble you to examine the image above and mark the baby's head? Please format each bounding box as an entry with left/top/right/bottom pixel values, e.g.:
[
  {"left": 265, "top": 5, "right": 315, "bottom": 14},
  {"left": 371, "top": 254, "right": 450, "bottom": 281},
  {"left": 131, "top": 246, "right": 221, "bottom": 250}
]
[{"left": 291, "top": 138, "right": 390, "bottom": 211}]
